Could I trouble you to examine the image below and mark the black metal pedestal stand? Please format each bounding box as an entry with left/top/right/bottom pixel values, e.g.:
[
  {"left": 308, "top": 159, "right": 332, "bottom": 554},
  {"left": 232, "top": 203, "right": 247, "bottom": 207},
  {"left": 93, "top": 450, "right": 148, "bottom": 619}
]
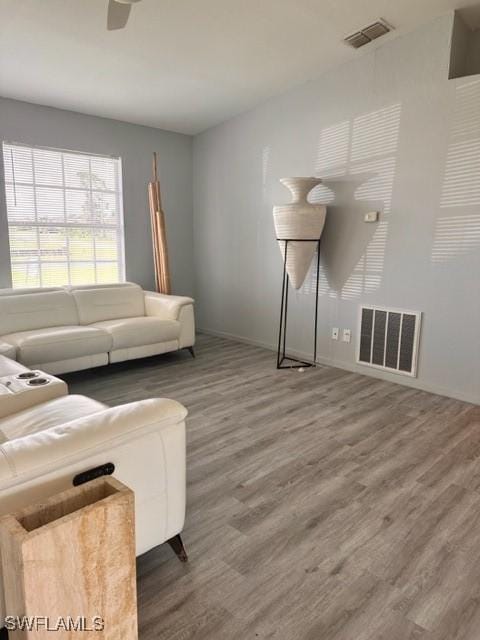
[{"left": 276, "top": 238, "right": 321, "bottom": 369}]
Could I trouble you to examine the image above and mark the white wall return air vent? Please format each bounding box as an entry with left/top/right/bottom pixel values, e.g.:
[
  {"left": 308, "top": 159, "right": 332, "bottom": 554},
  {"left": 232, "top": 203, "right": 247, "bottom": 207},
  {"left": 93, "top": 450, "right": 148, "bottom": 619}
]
[
  {"left": 357, "top": 306, "right": 422, "bottom": 378},
  {"left": 344, "top": 19, "right": 393, "bottom": 49}
]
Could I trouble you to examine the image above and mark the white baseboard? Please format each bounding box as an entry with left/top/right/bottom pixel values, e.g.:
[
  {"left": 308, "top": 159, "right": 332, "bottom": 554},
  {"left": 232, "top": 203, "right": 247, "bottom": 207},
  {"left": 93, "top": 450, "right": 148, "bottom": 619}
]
[{"left": 198, "top": 326, "right": 479, "bottom": 406}]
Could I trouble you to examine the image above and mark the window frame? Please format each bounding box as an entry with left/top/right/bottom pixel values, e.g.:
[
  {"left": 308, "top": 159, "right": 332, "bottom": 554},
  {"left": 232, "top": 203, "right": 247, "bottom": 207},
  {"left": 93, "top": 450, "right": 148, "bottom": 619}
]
[{"left": 2, "top": 141, "right": 126, "bottom": 288}]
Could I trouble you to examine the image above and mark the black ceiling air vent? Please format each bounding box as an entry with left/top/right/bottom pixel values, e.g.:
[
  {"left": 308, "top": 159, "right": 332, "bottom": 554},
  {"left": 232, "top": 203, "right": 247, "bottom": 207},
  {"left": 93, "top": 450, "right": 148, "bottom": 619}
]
[{"left": 344, "top": 19, "right": 393, "bottom": 49}]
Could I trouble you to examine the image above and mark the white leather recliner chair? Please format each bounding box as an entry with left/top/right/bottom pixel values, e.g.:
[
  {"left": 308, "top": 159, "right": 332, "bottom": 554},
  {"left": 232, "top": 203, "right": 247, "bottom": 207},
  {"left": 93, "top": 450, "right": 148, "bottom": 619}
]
[{"left": 0, "top": 355, "right": 188, "bottom": 625}]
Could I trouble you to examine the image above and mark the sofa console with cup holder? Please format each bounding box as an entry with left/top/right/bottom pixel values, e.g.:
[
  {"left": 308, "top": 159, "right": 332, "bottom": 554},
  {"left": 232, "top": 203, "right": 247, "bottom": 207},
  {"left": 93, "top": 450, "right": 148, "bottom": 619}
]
[
  {"left": 0, "top": 362, "right": 68, "bottom": 419},
  {"left": 0, "top": 282, "right": 195, "bottom": 375}
]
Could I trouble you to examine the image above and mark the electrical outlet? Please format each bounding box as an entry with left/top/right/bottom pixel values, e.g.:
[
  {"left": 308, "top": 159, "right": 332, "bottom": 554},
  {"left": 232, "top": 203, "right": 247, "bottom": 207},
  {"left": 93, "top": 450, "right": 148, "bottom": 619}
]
[
  {"left": 364, "top": 211, "right": 379, "bottom": 222},
  {"left": 342, "top": 329, "right": 351, "bottom": 343},
  {"left": 332, "top": 327, "right": 339, "bottom": 341}
]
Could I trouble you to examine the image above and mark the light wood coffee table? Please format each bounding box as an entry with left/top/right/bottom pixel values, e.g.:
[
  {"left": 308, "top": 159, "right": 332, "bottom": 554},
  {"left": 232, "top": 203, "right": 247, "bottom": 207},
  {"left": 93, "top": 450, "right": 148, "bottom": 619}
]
[{"left": 0, "top": 371, "right": 67, "bottom": 420}]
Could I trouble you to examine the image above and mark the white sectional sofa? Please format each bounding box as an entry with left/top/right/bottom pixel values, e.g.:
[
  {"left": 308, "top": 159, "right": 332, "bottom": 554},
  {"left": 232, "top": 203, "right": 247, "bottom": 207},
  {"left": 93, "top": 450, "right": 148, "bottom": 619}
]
[
  {"left": 0, "top": 354, "right": 188, "bottom": 623},
  {"left": 0, "top": 283, "right": 195, "bottom": 374}
]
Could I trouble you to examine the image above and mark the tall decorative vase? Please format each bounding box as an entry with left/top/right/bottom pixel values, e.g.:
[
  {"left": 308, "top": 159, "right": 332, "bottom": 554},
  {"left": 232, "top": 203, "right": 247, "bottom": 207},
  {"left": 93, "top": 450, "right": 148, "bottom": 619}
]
[{"left": 273, "top": 177, "right": 327, "bottom": 289}]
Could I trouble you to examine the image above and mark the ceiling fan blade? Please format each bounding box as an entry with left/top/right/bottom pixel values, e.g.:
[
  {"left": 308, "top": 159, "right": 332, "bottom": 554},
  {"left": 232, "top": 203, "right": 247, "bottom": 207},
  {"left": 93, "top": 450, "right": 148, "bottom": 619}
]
[{"left": 107, "top": 0, "right": 131, "bottom": 31}]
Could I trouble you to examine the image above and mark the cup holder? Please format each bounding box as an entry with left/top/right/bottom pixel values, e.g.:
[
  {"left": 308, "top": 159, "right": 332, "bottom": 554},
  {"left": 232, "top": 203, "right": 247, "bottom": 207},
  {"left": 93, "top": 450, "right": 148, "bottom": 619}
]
[
  {"left": 16, "top": 371, "right": 39, "bottom": 380},
  {"left": 27, "top": 377, "right": 50, "bottom": 386}
]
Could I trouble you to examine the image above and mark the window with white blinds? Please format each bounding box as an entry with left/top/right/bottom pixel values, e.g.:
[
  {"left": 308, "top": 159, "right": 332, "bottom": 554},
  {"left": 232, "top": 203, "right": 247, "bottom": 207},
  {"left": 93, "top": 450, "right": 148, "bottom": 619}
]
[{"left": 2, "top": 142, "right": 125, "bottom": 288}]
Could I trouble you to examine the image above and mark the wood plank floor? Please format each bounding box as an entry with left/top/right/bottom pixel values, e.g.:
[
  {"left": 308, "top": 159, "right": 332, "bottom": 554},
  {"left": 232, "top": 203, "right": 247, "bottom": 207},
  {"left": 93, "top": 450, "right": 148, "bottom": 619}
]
[{"left": 66, "top": 333, "right": 480, "bottom": 640}]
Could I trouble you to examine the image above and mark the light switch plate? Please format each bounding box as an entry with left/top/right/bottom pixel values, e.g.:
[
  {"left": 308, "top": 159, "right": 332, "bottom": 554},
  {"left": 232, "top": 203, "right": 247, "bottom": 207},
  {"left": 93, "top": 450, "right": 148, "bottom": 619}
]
[
  {"left": 364, "top": 211, "right": 379, "bottom": 222},
  {"left": 342, "top": 329, "right": 351, "bottom": 343}
]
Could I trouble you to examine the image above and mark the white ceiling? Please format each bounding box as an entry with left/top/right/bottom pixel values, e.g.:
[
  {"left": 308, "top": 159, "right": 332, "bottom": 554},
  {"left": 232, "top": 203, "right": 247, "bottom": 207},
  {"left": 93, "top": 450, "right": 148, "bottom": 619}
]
[{"left": 1, "top": 0, "right": 479, "bottom": 134}]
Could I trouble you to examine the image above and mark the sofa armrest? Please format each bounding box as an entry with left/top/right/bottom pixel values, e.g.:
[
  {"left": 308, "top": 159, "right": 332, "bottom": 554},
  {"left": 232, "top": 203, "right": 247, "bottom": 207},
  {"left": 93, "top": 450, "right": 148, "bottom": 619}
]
[
  {"left": 0, "top": 341, "right": 16, "bottom": 360},
  {"left": 0, "top": 355, "right": 29, "bottom": 378},
  {"left": 0, "top": 398, "right": 187, "bottom": 489},
  {"left": 144, "top": 292, "right": 195, "bottom": 349},
  {"left": 144, "top": 291, "right": 194, "bottom": 321}
]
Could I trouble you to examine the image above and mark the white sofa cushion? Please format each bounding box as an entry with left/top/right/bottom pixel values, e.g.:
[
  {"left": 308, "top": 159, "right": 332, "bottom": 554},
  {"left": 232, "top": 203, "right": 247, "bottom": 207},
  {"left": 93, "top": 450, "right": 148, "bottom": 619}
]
[
  {"left": 2, "top": 326, "right": 112, "bottom": 365},
  {"left": 0, "top": 290, "right": 78, "bottom": 335},
  {"left": 92, "top": 317, "right": 180, "bottom": 350},
  {"left": 0, "top": 394, "right": 107, "bottom": 443},
  {"left": 72, "top": 284, "right": 145, "bottom": 325}
]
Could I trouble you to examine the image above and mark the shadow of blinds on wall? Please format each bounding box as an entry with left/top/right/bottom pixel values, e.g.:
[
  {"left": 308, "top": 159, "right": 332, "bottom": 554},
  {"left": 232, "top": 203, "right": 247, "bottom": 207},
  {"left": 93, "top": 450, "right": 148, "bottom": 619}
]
[
  {"left": 301, "top": 103, "right": 402, "bottom": 298},
  {"left": 433, "top": 79, "right": 480, "bottom": 263},
  {"left": 2, "top": 142, "right": 125, "bottom": 288}
]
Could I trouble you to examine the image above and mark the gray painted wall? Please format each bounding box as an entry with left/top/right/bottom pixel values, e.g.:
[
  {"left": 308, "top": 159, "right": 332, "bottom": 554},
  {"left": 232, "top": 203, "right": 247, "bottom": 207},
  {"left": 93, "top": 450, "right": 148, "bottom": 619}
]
[
  {"left": 0, "top": 98, "right": 193, "bottom": 295},
  {"left": 193, "top": 13, "right": 480, "bottom": 403}
]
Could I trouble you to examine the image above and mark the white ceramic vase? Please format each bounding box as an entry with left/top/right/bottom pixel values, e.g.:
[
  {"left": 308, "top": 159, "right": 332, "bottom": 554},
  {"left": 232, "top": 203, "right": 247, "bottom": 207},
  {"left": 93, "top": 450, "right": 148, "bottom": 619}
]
[{"left": 273, "top": 177, "right": 327, "bottom": 290}]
